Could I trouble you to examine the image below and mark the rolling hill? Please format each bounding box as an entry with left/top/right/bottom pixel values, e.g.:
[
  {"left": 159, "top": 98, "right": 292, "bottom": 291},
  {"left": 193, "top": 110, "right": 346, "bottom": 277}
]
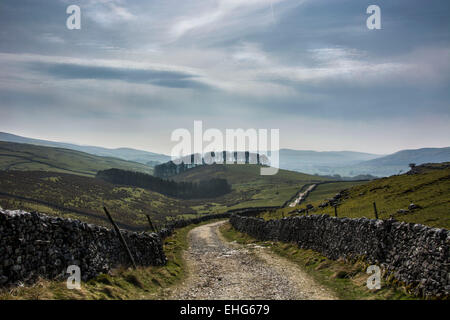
[
  {"left": 0, "top": 170, "right": 198, "bottom": 229},
  {"left": 171, "top": 163, "right": 333, "bottom": 210},
  {"left": 0, "top": 165, "right": 331, "bottom": 229},
  {"left": 2, "top": 132, "right": 448, "bottom": 177},
  {"left": 0, "top": 141, "right": 153, "bottom": 176},
  {"left": 275, "top": 162, "right": 450, "bottom": 229},
  {"left": 0, "top": 132, "right": 170, "bottom": 165},
  {"left": 278, "top": 147, "right": 450, "bottom": 177},
  {"left": 346, "top": 147, "right": 450, "bottom": 176}
]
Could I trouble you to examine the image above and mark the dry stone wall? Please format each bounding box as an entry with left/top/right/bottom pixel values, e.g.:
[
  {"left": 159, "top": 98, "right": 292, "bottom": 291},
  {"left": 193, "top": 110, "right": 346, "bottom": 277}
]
[
  {"left": 0, "top": 205, "right": 273, "bottom": 287},
  {"left": 0, "top": 209, "right": 166, "bottom": 287},
  {"left": 158, "top": 207, "right": 275, "bottom": 239},
  {"left": 230, "top": 214, "right": 449, "bottom": 298}
]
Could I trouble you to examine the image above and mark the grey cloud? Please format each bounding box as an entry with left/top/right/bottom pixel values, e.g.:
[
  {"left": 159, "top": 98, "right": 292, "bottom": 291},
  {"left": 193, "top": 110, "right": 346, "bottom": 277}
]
[
  {"left": 0, "top": 0, "right": 449, "bottom": 153},
  {"left": 29, "top": 61, "right": 210, "bottom": 89}
]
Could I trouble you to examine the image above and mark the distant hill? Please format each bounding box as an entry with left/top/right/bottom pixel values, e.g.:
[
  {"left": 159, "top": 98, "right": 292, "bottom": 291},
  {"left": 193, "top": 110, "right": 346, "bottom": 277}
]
[
  {"left": 278, "top": 147, "right": 450, "bottom": 177},
  {"left": 154, "top": 151, "right": 270, "bottom": 179},
  {"left": 169, "top": 163, "right": 334, "bottom": 208},
  {"left": 3, "top": 132, "right": 448, "bottom": 178},
  {"left": 0, "top": 132, "right": 170, "bottom": 165},
  {"left": 359, "top": 147, "right": 450, "bottom": 167},
  {"left": 0, "top": 141, "right": 153, "bottom": 176},
  {"left": 171, "top": 163, "right": 328, "bottom": 185},
  {"left": 278, "top": 149, "right": 383, "bottom": 175},
  {"left": 341, "top": 147, "right": 450, "bottom": 177}
]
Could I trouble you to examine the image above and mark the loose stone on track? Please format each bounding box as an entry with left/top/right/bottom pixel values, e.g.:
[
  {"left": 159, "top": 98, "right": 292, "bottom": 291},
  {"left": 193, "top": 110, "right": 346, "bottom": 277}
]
[{"left": 169, "top": 221, "right": 336, "bottom": 300}]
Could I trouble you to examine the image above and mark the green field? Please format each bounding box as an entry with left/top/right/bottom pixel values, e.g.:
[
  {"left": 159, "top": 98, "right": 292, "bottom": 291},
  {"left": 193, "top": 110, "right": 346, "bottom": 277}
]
[
  {"left": 0, "top": 141, "right": 153, "bottom": 176},
  {"left": 303, "top": 181, "right": 370, "bottom": 204},
  {"left": 0, "top": 163, "right": 328, "bottom": 228},
  {"left": 0, "top": 171, "right": 200, "bottom": 228},
  {"left": 172, "top": 163, "right": 332, "bottom": 211},
  {"left": 265, "top": 163, "right": 450, "bottom": 229},
  {"left": 0, "top": 142, "right": 335, "bottom": 220}
]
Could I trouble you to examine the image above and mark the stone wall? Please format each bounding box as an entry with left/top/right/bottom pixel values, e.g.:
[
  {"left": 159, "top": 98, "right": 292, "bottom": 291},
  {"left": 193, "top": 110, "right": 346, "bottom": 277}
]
[
  {"left": 0, "top": 205, "right": 276, "bottom": 287},
  {"left": 158, "top": 207, "right": 277, "bottom": 239},
  {"left": 0, "top": 209, "right": 166, "bottom": 287},
  {"left": 230, "top": 214, "right": 449, "bottom": 298},
  {"left": 158, "top": 212, "right": 232, "bottom": 239}
]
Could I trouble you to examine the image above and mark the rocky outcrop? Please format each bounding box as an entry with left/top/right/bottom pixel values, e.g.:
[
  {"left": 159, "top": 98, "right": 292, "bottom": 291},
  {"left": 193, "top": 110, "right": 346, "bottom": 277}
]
[
  {"left": 230, "top": 214, "right": 449, "bottom": 298},
  {"left": 0, "top": 209, "right": 166, "bottom": 287}
]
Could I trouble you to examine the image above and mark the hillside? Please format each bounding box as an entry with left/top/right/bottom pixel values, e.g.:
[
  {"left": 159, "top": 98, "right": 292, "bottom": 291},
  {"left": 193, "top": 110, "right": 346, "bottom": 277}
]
[
  {"left": 302, "top": 181, "right": 370, "bottom": 203},
  {"left": 0, "top": 141, "right": 153, "bottom": 176},
  {"left": 171, "top": 164, "right": 333, "bottom": 210},
  {"left": 97, "top": 168, "right": 232, "bottom": 199},
  {"left": 172, "top": 163, "right": 325, "bottom": 184},
  {"left": 0, "top": 171, "right": 202, "bottom": 228},
  {"left": 0, "top": 132, "right": 170, "bottom": 165},
  {"left": 277, "top": 163, "right": 450, "bottom": 229},
  {"left": 0, "top": 164, "right": 329, "bottom": 228}
]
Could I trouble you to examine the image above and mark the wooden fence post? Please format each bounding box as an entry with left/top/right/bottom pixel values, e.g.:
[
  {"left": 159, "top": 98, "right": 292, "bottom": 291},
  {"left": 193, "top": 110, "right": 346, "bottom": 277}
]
[
  {"left": 334, "top": 205, "right": 338, "bottom": 217},
  {"left": 146, "top": 214, "right": 157, "bottom": 232},
  {"left": 373, "top": 202, "right": 379, "bottom": 219},
  {"left": 103, "top": 207, "right": 137, "bottom": 269}
]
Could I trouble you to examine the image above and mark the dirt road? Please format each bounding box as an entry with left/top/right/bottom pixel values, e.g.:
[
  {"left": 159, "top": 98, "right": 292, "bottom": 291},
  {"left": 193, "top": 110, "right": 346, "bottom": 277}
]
[
  {"left": 169, "top": 221, "right": 336, "bottom": 300},
  {"left": 289, "top": 184, "right": 317, "bottom": 207}
]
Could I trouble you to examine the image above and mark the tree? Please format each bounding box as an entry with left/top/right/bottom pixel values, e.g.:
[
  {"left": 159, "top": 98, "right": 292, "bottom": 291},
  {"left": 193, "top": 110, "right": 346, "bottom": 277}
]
[{"left": 96, "top": 168, "right": 231, "bottom": 199}]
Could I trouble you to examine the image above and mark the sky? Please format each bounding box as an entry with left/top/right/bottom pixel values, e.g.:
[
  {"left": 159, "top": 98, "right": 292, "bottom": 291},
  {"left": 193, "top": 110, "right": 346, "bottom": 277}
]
[{"left": 0, "top": 0, "right": 449, "bottom": 155}]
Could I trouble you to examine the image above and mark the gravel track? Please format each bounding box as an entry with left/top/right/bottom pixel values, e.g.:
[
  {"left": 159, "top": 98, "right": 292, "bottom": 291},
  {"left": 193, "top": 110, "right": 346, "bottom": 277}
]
[{"left": 169, "top": 221, "right": 336, "bottom": 300}]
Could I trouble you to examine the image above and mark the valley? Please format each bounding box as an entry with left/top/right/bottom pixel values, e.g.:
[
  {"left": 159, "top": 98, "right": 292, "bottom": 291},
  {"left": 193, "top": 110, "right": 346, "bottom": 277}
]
[
  {"left": 0, "top": 146, "right": 329, "bottom": 229},
  {"left": 0, "top": 139, "right": 448, "bottom": 301}
]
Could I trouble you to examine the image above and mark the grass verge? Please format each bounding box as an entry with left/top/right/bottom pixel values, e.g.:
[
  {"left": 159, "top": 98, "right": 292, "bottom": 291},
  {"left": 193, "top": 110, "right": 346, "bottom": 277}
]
[
  {"left": 219, "top": 222, "right": 418, "bottom": 300},
  {"left": 0, "top": 219, "right": 225, "bottom": 300}
]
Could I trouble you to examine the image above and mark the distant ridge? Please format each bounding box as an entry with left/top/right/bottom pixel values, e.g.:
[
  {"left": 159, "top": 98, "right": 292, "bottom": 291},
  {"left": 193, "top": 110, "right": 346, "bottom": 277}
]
[
  {"left": 360, "top": 147, "right": 450, "bottom": 166},
  {"left": 347, "top": 147, "right": 450, "bottom": 177},
  {"left": 0, "top": 132, "right": 170, "bottom": 166},
  {"left": 1, "top": 132, "right": 448, "bottom": 178},
  {"left": 278, "top": 149, "right": 382, "bottom": 174},
  {"left": 277, "top": 147, "right": 450, "bottom": 177},
  {"left": 0, "top": 141, "right": 154, "bottom": 176}
]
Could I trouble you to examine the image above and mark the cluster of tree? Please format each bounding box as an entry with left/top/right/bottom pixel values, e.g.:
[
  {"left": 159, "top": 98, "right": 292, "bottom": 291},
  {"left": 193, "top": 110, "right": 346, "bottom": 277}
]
[
  {"left": 154, "top": 151, "right": 269, "bottom": 179},
  {"left": 96, "top": 168, "right": 232, "bottom": 199}
]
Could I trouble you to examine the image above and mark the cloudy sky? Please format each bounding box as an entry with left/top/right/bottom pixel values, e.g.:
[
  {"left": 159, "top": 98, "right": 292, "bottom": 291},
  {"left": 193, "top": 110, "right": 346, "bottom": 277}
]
[{"left": 0, "top": 0, "right": 449, "bottom": 155}]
